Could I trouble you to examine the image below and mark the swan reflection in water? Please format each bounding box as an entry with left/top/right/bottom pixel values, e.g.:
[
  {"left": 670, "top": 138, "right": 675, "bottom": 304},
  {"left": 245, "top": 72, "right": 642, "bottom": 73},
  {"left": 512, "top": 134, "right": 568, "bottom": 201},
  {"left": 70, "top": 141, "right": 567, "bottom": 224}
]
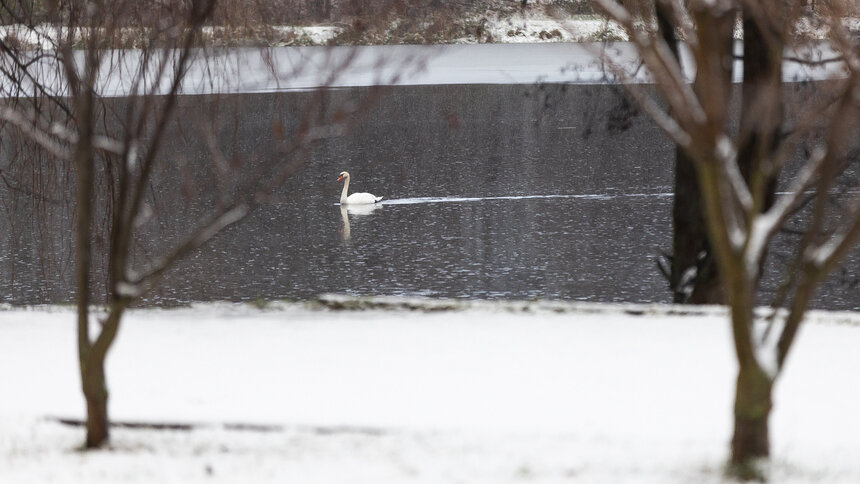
[{"left": 339, "top": 203, "right": 382, "bottom": 242}]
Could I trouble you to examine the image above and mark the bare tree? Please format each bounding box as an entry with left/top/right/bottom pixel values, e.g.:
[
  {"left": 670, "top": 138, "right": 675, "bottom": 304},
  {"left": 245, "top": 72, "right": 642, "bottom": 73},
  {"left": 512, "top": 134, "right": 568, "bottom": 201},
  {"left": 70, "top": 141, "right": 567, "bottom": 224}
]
[
  {"left": 593, "top": 0, "right": 860, "bottom": 476},
  {"left": 0, "top": 0, "right": 411, "bottom": 448}
]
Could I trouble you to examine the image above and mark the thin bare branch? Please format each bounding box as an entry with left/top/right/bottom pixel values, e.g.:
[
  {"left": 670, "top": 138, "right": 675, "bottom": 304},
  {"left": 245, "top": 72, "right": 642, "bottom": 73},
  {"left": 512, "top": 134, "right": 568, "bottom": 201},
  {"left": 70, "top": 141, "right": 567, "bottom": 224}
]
[
  {"left": 120, "top": 203, "right": 250, "bottom": 298},
  {"left": 716, "top": 135, "right": 754, "bottom": 214},
  {"left": 807, "top": 196, "right": 860, "bottom": 270},
  {"left": 593, "top": 0, "right": 706, "bottom": 129},
  {"left": 584, "top": 24, "right": 693, "bottom": 149},
  {"left": 0, "top": 105, "right": 71, "bottom": 159},
  {"left": 655, "top": 0, "right": 698, "bottom": 48},
  {"left": 757, "top": 147, "right": 827, "bottom": 243}
]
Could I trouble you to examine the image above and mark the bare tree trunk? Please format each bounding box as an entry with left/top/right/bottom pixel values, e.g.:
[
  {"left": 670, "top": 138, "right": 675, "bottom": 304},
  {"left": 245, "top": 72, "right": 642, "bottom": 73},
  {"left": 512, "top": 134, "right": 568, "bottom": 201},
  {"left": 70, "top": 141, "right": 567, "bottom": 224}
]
[
  {"left": 724, "top": 259, "right": 773, "bottom": 471},
  {"left": 71, "top": 60, "right": 104, "bottom": 448},
  {"left": 83, "top": 357, "right": 110, "bottom": 447},
  {"left": 682, "top": 2, "right": 778, "bottom": 468},
  {"left": 662, "top": 1, "right": 728, "bottom": 304},
  {"left": 69, "top": 26, "right": 110, "bottom": 445},
  {"left": 80, "top": 293, "right": 129, "bottom": 447},
  {"left": 728, "top": 10, "right": 784, "bottom": 470},
  {"left": 77, "top": 159, "right": 112, "bottom": 449},
  {"left": 673, "top": 152, "right": 723, "bottom": 303},
  {"left": 731, "top": 364, "right": 773, "bottom": 466}
]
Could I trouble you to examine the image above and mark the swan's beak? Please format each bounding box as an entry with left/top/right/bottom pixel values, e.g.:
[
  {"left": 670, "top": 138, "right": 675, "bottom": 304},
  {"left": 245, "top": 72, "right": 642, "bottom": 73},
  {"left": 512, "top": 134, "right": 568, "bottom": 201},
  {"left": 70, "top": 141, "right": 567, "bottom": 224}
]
[{"left": 337, "top": 175, "right": 344, "bottom": 181}]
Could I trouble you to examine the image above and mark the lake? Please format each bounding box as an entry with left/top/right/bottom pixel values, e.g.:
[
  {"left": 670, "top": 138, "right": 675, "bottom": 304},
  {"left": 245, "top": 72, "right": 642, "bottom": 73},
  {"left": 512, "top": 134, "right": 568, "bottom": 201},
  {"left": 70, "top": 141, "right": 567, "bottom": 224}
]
[{"left": 1, "top": 45, "right": 857, "bottom": 309}]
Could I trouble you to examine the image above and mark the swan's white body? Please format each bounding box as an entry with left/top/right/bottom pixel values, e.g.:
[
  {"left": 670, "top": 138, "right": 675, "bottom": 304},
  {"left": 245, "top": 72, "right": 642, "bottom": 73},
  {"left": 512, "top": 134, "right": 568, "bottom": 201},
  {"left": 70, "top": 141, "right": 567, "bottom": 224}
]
[{"left": 338, "top": 171, "right": 382, "bottom": 205}]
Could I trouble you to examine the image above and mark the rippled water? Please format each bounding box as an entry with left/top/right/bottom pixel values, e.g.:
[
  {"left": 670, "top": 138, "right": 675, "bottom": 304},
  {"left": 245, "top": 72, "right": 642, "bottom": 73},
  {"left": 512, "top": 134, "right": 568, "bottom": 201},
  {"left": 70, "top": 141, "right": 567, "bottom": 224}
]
[
  {"left": 2, "top": 79, "right": 858, "bottom": 309},
  {"left": 157, "top": 192, "right": 673, "bottom": 304}
]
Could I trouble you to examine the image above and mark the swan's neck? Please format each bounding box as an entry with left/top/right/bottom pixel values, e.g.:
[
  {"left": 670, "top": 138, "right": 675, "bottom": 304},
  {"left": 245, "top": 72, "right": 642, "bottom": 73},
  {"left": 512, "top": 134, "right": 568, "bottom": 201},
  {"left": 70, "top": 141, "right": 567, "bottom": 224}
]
[{"left": 340, "top": 177, "right": 350, "bottom": 204}]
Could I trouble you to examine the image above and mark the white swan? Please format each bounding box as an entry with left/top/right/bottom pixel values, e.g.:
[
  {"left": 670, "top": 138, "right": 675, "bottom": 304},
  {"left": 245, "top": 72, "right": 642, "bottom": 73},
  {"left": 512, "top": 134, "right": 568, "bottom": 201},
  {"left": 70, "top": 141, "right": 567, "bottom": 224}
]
[{"left": 338, "top": 171, "right": 383, "bottom": 205}]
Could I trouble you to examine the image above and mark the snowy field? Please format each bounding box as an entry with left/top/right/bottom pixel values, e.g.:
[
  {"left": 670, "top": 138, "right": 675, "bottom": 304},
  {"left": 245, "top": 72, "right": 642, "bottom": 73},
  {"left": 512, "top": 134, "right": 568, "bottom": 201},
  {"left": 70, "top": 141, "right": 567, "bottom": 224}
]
[{"left": 2, "top": 300, "right": 860, "bottom": 483}]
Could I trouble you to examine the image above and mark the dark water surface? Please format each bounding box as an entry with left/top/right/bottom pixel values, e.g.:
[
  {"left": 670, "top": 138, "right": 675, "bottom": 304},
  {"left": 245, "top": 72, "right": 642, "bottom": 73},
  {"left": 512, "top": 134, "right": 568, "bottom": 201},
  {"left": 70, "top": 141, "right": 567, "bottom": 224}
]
[
  {"left": 174, "top": 192, "right": 674, "bottom": 303},
  {"left": 2, "top": 81, "right": 858, "bottom": 308}
]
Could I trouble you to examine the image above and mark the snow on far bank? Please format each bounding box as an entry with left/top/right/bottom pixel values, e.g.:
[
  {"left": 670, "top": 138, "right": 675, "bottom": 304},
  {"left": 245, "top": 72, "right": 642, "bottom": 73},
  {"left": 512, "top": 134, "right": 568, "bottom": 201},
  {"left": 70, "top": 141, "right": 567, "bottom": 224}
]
[
  {"left": 2, "top": 300, "right": 860, "bottom": 483},
  {"left": 0, "top": 16, "right": 614, "bottom": 51},
  {"left": 4, "top": 12, "right": 859, "bottom": 52},
  {"left": 202, "top": 25, "right": 345, "bottom": 46},
  {"left": 469, "top": 14, "right": 628, "bottom": 43}
]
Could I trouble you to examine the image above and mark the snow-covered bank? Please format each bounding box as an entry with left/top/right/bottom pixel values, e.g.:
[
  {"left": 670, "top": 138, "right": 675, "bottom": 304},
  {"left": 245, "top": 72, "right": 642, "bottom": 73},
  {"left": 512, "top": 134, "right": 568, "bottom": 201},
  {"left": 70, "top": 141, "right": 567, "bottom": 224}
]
[
  {"left": 1, "top": 301, "right": 860, "bottom": 483},
  {"left": 5, "top": 11, "right": 858, "bottom": 48}
]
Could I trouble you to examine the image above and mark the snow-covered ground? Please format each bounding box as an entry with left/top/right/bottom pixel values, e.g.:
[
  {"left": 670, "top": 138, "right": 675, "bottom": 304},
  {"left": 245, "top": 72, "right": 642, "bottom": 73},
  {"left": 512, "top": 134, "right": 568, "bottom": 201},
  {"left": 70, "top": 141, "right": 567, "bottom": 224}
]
[{"left": 2, "top": 300, "right": 860, "bottom": 483}]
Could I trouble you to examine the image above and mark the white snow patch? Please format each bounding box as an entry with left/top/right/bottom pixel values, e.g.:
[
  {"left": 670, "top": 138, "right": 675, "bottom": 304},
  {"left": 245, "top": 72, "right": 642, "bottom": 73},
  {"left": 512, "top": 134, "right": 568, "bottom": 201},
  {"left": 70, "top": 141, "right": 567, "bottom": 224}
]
[
  {"left": 264, "top": 25, "right": 344, "bottom": 45},
  {"left": 294, "top": 25, "right": 343, "bottom": 44},
  {"left": 480, "top": 16, "right": 628, "bottom": 43},
  {"left": 201, "top": 25, "right": 344, "bottom": 45}
]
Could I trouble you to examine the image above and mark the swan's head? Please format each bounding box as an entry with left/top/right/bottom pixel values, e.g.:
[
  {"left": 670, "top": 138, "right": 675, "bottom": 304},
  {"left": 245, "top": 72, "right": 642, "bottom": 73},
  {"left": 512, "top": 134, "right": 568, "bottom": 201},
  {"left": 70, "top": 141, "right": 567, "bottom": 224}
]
[{"left": 337, "top": 171, "right": 350, "bottom": 182}]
